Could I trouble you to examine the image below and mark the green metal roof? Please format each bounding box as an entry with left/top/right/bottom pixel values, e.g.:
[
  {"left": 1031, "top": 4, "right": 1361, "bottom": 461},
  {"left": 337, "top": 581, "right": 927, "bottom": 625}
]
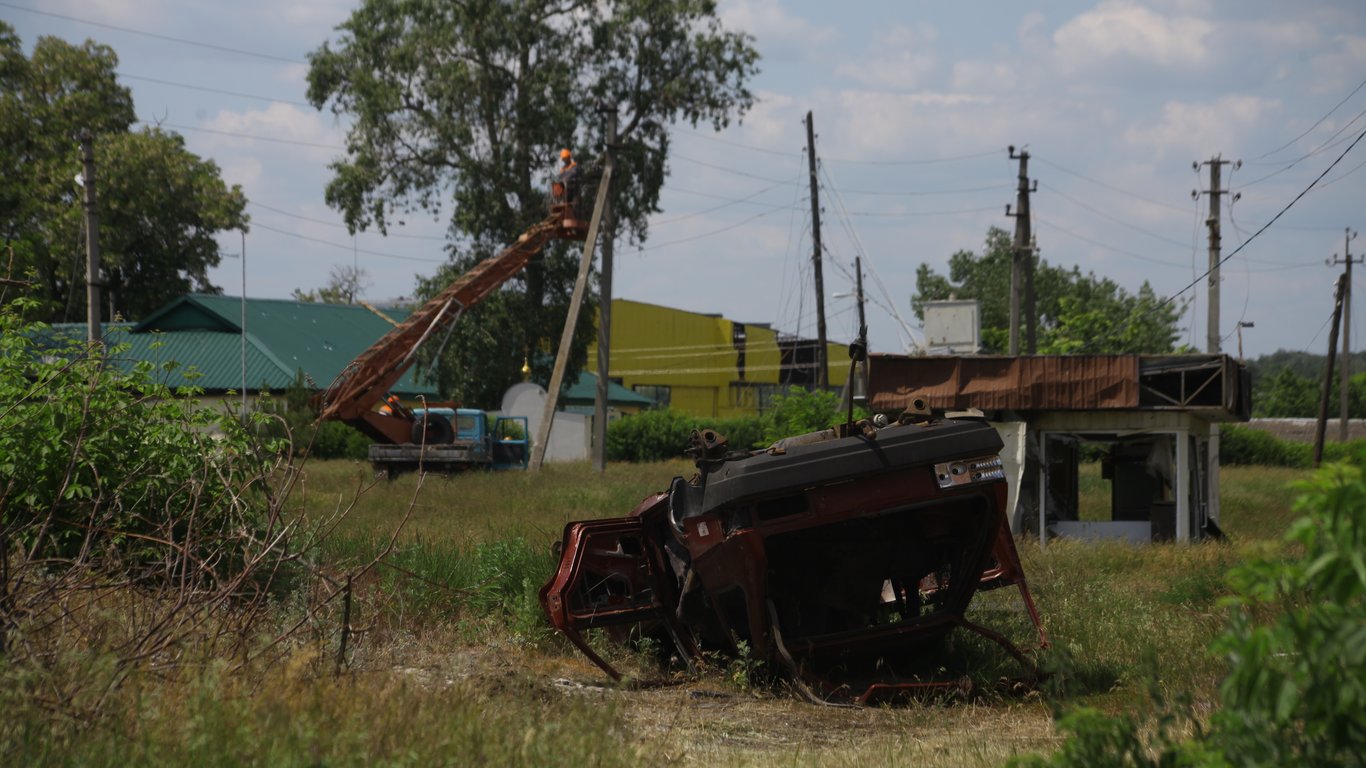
[
  {"left": 561, "top": 372, "right": 654, "bottom": 407},
  {"left": 49, "top": 295, "right": 435, "bottom": 395}
]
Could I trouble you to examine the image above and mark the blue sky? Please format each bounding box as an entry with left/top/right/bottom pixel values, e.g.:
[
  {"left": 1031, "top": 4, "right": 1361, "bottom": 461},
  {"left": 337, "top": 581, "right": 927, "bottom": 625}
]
[{"left": 7, "top": 0, "right": 1366, "bottom": 360}]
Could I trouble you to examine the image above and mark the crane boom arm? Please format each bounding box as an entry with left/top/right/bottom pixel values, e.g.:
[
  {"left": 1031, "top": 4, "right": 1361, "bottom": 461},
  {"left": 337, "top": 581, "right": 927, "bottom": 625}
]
[{"left": 317, "top": 214, "right": 566, "bottom": 441}]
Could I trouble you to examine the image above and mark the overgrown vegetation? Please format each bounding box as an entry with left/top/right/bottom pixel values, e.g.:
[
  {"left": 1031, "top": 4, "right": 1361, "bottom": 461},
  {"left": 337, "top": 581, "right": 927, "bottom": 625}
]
[
  {"left": 606, "top": 387, "right": 864, "bottom": 462},
  {"left": 1220, "top": 423, "right": 1366, "bottom": 467},
  {"left": 1013, "top": 462, "right": 1366, "bottom": 767}
]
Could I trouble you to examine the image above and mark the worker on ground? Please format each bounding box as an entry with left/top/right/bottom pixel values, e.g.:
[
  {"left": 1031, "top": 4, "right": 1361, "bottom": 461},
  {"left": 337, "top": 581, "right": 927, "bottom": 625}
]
[{"left": 558, "top": 148, "right": 580, "bottom": 207}]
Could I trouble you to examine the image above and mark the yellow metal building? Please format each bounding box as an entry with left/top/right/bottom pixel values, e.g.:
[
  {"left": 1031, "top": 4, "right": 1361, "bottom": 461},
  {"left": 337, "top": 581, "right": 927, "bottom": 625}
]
[{"left": 587, "top": 299, "right": 847, "bottom": 419}]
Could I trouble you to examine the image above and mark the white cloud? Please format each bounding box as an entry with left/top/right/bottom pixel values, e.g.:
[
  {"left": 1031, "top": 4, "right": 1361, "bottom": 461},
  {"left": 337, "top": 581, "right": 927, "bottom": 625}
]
[
  {"left": 1122, "top": 96, "right": 1281, "bottom": 159},
  {"left": 835, "top": 23, "right": 939, "bottom": 90},
  {"left": 719, "top": 0, "right": 838, "bottom": 53},
  {"left": 202, "top": 103, "right": 342, "bottom": 155},
  {"left": 1052, "top": 0, "right": 1214, "bottom": 73},
  {"left": 1310, "top": 34, "right": 1366, "bottom": 93}
]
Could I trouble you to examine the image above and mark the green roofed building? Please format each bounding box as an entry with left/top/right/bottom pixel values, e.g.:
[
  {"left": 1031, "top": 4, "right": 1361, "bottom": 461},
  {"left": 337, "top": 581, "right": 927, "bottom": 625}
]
[{"left": 49, "top": 294, "right": 437, "bottom": 405}]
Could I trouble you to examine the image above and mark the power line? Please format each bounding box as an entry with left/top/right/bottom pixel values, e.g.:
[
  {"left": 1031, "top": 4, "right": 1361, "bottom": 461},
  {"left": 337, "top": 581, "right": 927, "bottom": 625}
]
[
  {"left": 1033, "top": 156, "right": 1190, "bottom": 213},
  {"left": 631, "top": 205, "right": 797, "bottom": 255},
  {"left": 119, "top": 72, "right": 312, "bottom": 108},
  {"left": 248, "top": 202, "right": 448, "bottom": 241},
  {"left": 140, "top": 119, "right": 344, "bottom": 150},
  {"left": 823, "top": 148, "right": 1000, "bottom": 166},
  {"left": 653, "top": 178, "right": 799, "bottom": 226},
  {"left": 250, "top": 222, "right": 443, "bottom": 263},
  {"left": 669, "top": 151, "right": 803, "bottom": 185},
  {"left": 673, "top": 130, "right": 800, "bottom": 158},
  {"left": 1032, "top": 215, "right": 1188, "bottom": 268},
  {"left": 1039, "top": 181, "right": 1193, "bottom": 249},
  {"left": 1255, "top": 75, "right": 1366, "bottom": 160},
  {"left": 826, "top": 182, "right": 1012, "bottom": 197},
  {"left": 0, "top": 1, "right": 305, "bottom": 64},
  {"left": 1090, "top": 125, "right": 1366, "bottom": 351}
]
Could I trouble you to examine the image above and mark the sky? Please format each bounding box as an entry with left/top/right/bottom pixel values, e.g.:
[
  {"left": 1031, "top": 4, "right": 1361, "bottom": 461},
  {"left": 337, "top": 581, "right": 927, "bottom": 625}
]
[{"left": 6, "top": 0, "right": 1366, "bottom": 361}]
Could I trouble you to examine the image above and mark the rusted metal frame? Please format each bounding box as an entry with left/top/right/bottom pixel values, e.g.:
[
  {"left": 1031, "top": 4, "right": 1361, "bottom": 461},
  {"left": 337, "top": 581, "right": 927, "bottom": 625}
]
[{"left": 1140, "top": 366, "right": 1222, "bottom": 409}]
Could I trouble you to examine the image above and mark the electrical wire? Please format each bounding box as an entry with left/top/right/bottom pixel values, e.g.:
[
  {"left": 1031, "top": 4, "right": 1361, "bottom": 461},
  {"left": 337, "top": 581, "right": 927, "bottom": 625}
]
[
  {"left": 250, "top": 222, "right": 443, "bottom": 263},
  {"left": 630, "top": 205, "right": 798, "bottom": 255},
  {"left": 249, "top": 202, "right": 447, "bottom": 241},
  {"left": 669, "top": 151, "right": 804, "bottom": 185},
  {"left": 652, "top": 177, "right": 800, "bottom": 226},
  {"left": 1254, "top": 75, "right": 1366, "bottom": 160},
  {"left": 138, "top": 119, "right": 345, "bottom": 150},
  {"left": 1031, "top": 215, "right": 1188, "bottom": 268},
  {"left": 1038, "top": 181, "right": 1193, "bottom": 249},
  {"left": 1033, "top": 156, "right": 1191, "bottom": 213},
  {"left": 818, "top": 162, "right": 922, "bottom": 351},
  {"left": 0, "top": 1, "right": 305, "bottom": 64},
  {"left": 1088, "top": 125, "right": 1366, "bottom": 352},
  {"left": 118, "top": 72, "right": 312, "bottom": 108}
]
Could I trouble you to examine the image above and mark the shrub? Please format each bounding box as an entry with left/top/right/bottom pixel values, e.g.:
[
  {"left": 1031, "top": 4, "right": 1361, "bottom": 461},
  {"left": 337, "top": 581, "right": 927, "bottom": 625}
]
[
  {"left": 1011, "top": 461, "right": 1366, "bottom": 767},
  {"left": 1219, "top": 425, "right": 1312, "bottom": 467},
  {"left": 757, "top": 386, "right": 864, "bottom": 446},
  {"left": 605, "top": 408, "right": 698, "bottom": 462}
]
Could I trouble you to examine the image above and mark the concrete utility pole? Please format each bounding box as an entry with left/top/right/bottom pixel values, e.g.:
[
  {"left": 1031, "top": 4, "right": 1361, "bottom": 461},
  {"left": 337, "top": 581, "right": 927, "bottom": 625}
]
[
  {"left": 854, "top": 255, "right": 869, "bottom": 398},
  {"left": 1006, "top": 146, "right": 1036, "bottom": 354},
  {"left": 592, "top": 106, "right": 618, "bottom": 472},
  {"left": 1194, "top": 156, "right": 1239, "bottom": 353},
  {"left": 805, "top": 111, "right": 829, "bottom": 389},
  {"left": 79, "top": 132, "right": 102, "bottom": 344},
  {"left": 1329, "top": 227, "right": 1360, "bottom": 441},
  {"left": 531, "top": 114, "right": 616, "bottom": 473},
  {"left": 1315, "top": 273, "right": 1348, "bottom": 467}
]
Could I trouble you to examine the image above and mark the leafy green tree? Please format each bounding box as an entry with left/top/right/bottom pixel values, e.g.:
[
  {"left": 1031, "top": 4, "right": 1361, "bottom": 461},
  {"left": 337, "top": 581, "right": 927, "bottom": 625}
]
[
  {"left": 1254, "top": 367, "right": 1319, "bottom": 417},
  {"left": 0, "top": 24, "right": 247, "bottom": 322},
  {"left": 306, "top": 0, "right": 759, "bottom": 404},
  {"left": 913, "top": 227, "right": 1184, "bottom": 354}
]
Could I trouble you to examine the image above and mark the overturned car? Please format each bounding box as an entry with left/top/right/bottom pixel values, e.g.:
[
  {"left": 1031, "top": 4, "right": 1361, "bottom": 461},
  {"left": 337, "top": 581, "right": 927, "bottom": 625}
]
[{"left": 540, "top": 410, "right": 1048, "bottom": 704}]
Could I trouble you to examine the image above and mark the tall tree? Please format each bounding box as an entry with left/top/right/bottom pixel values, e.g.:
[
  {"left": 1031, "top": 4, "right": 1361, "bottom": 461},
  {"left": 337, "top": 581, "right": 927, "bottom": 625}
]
[
  {"left": 306, "top": 0, "right": 759, "bottom": 405},
  {"left": 914, "top": 227, "right": 1185, "bottom": 354},
  {"left": 0, "top": 24, "right": 247, "bottom": 322}
]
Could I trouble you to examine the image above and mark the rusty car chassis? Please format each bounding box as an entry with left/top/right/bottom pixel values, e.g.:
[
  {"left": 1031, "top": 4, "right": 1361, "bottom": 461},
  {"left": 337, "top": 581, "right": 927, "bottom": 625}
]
[{"left": 540, "top": 413, "right": 1049, "bottom": 704}]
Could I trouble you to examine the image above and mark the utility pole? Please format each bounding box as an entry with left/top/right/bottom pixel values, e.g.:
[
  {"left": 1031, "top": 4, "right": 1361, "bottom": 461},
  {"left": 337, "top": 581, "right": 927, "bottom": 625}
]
[
  {"left": 1329, "top": 227, "right": 1360, "bottom": 441},
  {"left": 1194, "top": 156, "right": 1239, "bottom": 353},
  {"left": 854, "top": 255, "right": 869, "bottom": 399},
  {"left": 592, "top": 106, "right": 618, "bottom": 473},
  {"left": 1006, "top": 146, "right": 1036, "bottom": 354},
  {"left": 805, "top": 111, "right": 829, "bottom": 389},
  {"left": 79, "top": 132, "right": 102, "bottom": 344},
  {"left": 1315, "top": 273, "right": 1348, "bottom": 467},
  {"left": 531, "top": 113, "right": 616, "bottom": 472}
]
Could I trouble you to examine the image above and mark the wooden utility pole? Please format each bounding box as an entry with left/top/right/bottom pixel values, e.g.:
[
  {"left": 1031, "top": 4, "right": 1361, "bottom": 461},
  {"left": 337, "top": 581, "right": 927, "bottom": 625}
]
[
  {"left": 80, "top": 132, "right": 102, "bottom": 344},
  {"left": 805, "top": 111, "right": 829, "bottom": 389},
  {"left": 1006, "top": 146, "right": 1036, "bottom": 354},
  {"left": 592, "top": 107, "right": 618, "bottom": 472},
  {"left": 1315, "top": 273, "right": 1348, "bottom": 467},
  {"left": 531, "top": 118, "right": 616, "bottom": 472},
  {"left": 1194, "top": 156, "right": 1237, "bottom": 353},
  {"left": 854, "top": 255, "right": 869, "bottom": 398},
  {"left": 1329, "top": 228, "right": 1360, "bottom": 441}
]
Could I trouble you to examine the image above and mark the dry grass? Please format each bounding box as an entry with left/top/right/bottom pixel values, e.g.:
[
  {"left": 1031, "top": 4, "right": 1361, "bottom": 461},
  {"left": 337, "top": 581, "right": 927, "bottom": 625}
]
[{"left": 3, "top": 459, "right": 1315, "bottom": 766}]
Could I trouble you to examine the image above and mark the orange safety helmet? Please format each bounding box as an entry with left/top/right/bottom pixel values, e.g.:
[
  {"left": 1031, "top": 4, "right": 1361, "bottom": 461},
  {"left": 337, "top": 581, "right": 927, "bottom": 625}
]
[{"left": 560, "top": 148, "right": 572, "bottom": 160}]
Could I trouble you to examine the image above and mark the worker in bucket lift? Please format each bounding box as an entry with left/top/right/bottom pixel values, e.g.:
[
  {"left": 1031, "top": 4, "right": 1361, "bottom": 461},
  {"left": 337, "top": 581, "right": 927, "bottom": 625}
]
[
  {"left": 557, "top": 148, "right": 580, "bottom": 206},
  {"left": 378, "top": 394, "right": 401, "bottom": 415}
]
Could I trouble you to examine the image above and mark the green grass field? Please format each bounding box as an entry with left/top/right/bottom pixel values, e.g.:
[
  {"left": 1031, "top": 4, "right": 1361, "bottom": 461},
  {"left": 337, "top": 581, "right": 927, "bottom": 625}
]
[{"left": 2, "top": 460, "right": 1314, "bottom": 766}]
